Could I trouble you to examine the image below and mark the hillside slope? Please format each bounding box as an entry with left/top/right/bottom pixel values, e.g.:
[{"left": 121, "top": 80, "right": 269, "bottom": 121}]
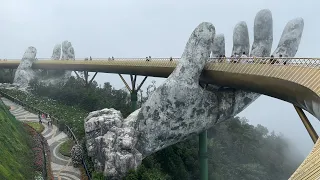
[{"left": 0, "top": 98, "right": 35, "bottom": 179}]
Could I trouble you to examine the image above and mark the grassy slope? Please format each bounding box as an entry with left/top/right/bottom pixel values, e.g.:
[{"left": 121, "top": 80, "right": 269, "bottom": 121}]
[
  {"left": 59, "top": 139, "right": 75, "bottom": 157},
  {"left": 0, "top": 99, "right": 35, "bottom": 179},
  {"left": 26, "top": 122, "right": 45, "bottom": 133}
]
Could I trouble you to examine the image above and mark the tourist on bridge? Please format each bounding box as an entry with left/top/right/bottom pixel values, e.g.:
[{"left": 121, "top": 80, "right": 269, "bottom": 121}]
[
  {"left": 170, "top": 57, "right": 173, "bottom": 61},
  {"left": 270, "top": 55, "right": 275, "bottom": 64},
  {"left": 280, "top": 54, "right": 287, "bottom": 65},
  {"left": 240, "top": 52, "right": 248, "bottom": 63},
  {"left": 232, "top": 53, "right": 240, "bottom": 63},
  {"left": 218, "top": 55, "right": 223, "bottom": 62},
  {"left": 112, "top": 56, "right": 114, "bottom": 60},
  {"left": 222, "top": 55, "right": 230, "bottom": 63}
]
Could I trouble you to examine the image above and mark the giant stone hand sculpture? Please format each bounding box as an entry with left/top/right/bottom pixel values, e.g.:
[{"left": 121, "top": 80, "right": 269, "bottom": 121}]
[
  {"left": 43, "top": 40, "right": 75, "bottom": 85},
  {"left": 13, "top": 47, "right": 38, "bottom": 88},
  {"left": 85, "top": 9, "right": 304, "bottom": 179},
  {"left": 13, "top": 40, "right": 75, "bottom": 87}
]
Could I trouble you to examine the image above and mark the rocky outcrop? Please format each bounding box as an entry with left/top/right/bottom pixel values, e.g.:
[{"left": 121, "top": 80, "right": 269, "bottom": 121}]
[
  {"left": 85, "top": 108, "right": 141, "bottom": 178},
  {"left": 84, "top": 9, "right": 304, "bottom": 179},
  {"left": 211, "top": 34, "right": 225, "bottom": 58},
  {"left": 13, "top": 47, "right": 38, "bottom": 88}
]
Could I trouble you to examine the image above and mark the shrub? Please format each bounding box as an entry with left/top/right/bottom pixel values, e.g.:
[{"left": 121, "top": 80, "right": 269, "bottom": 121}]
[{"left": 71, "top": 144, "right": 83, "bottom": 167}]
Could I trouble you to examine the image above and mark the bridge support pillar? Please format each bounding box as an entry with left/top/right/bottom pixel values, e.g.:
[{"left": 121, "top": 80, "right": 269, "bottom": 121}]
[
  {"left": 131, "top": 90, "right": 138, "bottom": 112},
  {"left": 199, "top": 130, "right": 208, "bottom": 180},
  {"left": 118, "top": 74, "right": 148, "bottom": 112},
  {"left": 74, "top": 71, "right": 98, "bottom": 87},
  {"left": 294, "top": 105, "right": 319, "bottom": 143}
]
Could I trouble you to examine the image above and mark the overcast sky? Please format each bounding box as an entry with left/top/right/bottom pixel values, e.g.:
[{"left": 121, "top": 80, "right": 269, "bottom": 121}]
[{"left": 1, "top": 0, "right": 319, "bottom": 157}]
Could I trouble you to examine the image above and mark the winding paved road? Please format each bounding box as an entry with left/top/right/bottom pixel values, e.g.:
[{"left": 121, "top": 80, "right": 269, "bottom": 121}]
[{"left": 1, "top": 98, "right": 81, "bottom": 180}]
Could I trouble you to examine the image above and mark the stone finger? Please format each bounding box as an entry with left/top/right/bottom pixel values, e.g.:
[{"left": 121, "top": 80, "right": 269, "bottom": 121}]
[
  {"left": 61, "top": 40, "right": 75, "bottom": 60},
  {"left": 250, "top": 9, "right": 273, "bottom": 57},
  {"left": 51, "top": 44, "right": 61, "bottom": 60},
  {"left": 169, "top": 22, "right": 215, "bottom": 84},
  {"left": 232, "top": 21, "right": 250, "bottom": 56},
  {"left": 272, "top": 17, "right": 304, "bottom": 57},
  {"left": 211, "top": 34, "right": 225, "bottom": 58}
]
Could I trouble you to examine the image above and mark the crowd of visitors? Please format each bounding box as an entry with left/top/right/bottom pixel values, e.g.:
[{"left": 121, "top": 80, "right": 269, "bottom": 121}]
[
  {"left": 216, "top": 52, "right": 286, "bottom": 64},
  {"left": 82, "top": 53, "right": 288, "bottom": 64},
  {"left": 38, "top": 112, "right": 52, "bottom": 126}
]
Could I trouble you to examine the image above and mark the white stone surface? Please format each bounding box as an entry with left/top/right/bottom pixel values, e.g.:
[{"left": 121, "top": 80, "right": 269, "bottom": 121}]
[
  {"left": 51, "top": 44, "right": 61, "bottom": 60},
  {"left": 61, "top": 41, "right": 75, "bottom": 61},
  {"left": 13, "top": 47, "right": 38, "bottom": 88}
]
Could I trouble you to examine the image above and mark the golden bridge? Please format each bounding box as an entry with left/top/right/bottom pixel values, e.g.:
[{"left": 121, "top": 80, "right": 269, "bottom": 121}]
[{"left": 1, "top": 57, "right": 320, "bottom": 179}]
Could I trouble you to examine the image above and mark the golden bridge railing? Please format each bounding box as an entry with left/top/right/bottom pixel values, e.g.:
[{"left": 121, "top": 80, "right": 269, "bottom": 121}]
[
  {"left": 1, "top": 57, "right": 320, "bottom": 94},
  {"left": 205, "top": 58, "right": 320, "bottom": 95},
  {"left": 1, "top": 57, "right": 320, "bottom": 66}
]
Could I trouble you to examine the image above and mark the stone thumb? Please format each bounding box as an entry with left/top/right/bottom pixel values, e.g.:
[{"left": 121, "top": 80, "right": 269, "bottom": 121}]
[
  {"left": 169, "top": 22, "right": 215, "bottom": 84},
  {"left": 21, "top": 46, "right": 37, "bottom": 68}
]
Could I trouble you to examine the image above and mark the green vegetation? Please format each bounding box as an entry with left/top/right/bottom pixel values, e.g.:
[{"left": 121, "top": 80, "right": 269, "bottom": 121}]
[
  {"left": 0, "top": 69, "right": 15, "bottom": 83},
  {"left": 59, "top": 139, "right": 75, "bottom": 157},
  {"left": 0, "top": 98, "right": 35, "bottom": 179},
  {"left": 26, "top": 122, "right": 45, "bottom": 133},
  {"left": 0, "top": 75, "right": 305, "bottom": 179}
]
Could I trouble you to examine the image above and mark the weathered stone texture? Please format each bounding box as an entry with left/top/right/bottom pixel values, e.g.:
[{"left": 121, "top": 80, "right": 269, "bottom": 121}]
[
  {"left": 13, "top": 40, "right": 76, "bottom": 88},
  {"left": 13, "top": 47, "right": 37, "bottom": 88},
  {"left": 83, "top": 9, "right": 303, "bottom": 180},
  {"left": 85, "top": 108, "right": 142, "bottom": 179},
  {"left": 211, "top": 34, "right": 225, "bottom": 58},
  {"left": 272, "top": 18, "right": 304, "bottom": 57},
  {"left": 250, "top": 9, "right": 273, "bottom": 57},
  {"left": 61, "top": 41, "right": 75, "bottom": 60},
  {"left": 232, "top": 21, "right": 250, "bottom": 56},
  {"left": 51, "top": 44, "right": 61, "bottom": 60}
]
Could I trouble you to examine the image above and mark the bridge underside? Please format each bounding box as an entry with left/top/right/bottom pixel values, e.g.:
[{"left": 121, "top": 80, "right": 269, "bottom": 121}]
[{"left": 202, "top": 71, "right": 320, "bottom": 120}]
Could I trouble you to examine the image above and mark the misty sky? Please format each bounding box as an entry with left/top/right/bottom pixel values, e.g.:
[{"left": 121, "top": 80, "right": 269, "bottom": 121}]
[{"left": 1, "top": 0, "right": 320, "bottom": 157}]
